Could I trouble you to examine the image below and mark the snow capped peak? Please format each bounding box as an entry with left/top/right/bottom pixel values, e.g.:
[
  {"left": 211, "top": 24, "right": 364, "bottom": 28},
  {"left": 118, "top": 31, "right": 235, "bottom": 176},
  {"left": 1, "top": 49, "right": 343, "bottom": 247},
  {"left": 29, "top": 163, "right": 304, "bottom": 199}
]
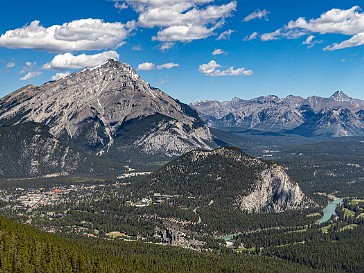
[{"left": 330, "top": 91, "right": 351, "bottom": 102}]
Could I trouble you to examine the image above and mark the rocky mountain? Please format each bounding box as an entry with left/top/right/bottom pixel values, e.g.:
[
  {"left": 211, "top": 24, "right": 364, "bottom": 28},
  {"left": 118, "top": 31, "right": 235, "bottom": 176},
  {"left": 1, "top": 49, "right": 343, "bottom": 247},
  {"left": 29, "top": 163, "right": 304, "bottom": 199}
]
[
  {"left": 0, "top": 122, "right": 122, "bottom": 178},
  {"left": 140, "top": 147, "right": 315, "bottom": 213},
  {"left": 0, "top": 59, "right": 216, "bottom": 169},
  {"left": 289, "top": 107, "right": 364, "bottom": 137},
  {"left": 191, "top": 91, "right": 364, "bottom": 137}
]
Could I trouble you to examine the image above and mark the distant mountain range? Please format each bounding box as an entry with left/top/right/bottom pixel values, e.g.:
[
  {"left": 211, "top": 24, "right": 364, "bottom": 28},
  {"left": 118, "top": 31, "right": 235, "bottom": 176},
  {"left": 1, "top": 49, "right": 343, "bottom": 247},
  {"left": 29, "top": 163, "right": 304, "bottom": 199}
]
[
  {"left": 0, "top": 59, "right": 217, "bottom": 177},
  {"left": 191, "top": 91, "right": 364, "bottom": 137}
]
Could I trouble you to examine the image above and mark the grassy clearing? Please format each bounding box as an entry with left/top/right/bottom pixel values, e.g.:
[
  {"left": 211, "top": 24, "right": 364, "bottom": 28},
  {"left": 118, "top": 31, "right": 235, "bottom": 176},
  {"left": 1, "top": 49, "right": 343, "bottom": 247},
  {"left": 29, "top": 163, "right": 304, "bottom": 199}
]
[
  {"left": 306, "top": 213, "right": 321, "bottom": 218},
  {"left": 106, "top": 231, "right": 130, "bottom": 239},
  {"left": 320, "top": 224, "right": 332, "bottom": 233},
  {"left": 288, "top": 229, "right": 307, "bottom": 234},
  {"left": 357, "top": 213, "right": 364, "bottom": 219},
  {"left": 339, "top": 224, "right": 358, "bottom": 232},
  {"left": 350, "top": 199, "right": 364, "bottom": 206},
  {"left": 343, "top": 208, "right": 355, "bottom": 219}
]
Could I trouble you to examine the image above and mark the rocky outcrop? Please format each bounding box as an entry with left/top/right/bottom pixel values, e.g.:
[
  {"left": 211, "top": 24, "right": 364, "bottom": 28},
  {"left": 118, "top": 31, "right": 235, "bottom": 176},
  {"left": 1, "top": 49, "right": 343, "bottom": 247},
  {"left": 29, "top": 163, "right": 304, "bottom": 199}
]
[
  {"left": 236, "top": 165, "right": 315, "bottom": 213},
  {"left": 0, "top": 122, "right": 121, "bottom": 178}
]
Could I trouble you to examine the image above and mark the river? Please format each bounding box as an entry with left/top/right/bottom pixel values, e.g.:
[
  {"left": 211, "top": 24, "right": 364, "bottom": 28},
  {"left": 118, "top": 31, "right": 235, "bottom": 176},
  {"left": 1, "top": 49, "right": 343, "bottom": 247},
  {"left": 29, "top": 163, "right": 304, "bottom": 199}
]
[
  {"left": 223, "top": 198, "right": 345, "bottom": 242},
  {"left": 316, "top": 198, "right": 344, "bottom": 224}
]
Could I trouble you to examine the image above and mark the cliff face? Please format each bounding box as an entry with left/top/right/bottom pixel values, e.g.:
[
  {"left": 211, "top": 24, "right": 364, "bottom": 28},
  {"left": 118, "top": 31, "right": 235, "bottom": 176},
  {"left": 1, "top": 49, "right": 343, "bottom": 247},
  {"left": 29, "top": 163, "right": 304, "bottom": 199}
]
[
  {"left": 0, "top": 123, "right": 121, "bottom": 178},
  {"left": 236, "top": 165, "right": 315, "bottom": 213}
]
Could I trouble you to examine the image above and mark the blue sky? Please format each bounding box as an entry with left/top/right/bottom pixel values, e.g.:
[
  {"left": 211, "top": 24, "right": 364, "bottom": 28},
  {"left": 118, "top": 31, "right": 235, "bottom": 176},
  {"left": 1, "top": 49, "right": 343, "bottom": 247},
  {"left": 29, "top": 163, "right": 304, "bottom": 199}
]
[{"left": 0, "top": 0, "right": 363, "bottom": 103}]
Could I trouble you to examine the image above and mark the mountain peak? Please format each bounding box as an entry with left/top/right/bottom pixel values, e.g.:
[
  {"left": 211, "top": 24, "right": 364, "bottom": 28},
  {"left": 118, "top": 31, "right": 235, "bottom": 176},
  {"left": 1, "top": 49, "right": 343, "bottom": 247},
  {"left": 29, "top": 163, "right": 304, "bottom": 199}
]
[
  {"left": 330, "top": 91, "right": 351, "bottom": 102},
  {"left": 0, "top": 59, "right": 215, "bottom": 157}
]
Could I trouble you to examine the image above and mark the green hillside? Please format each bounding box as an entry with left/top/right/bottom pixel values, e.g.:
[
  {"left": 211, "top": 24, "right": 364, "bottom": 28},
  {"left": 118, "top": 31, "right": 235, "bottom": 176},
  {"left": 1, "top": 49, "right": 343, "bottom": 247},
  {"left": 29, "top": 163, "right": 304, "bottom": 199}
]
[{"left": 0, "top": 214, "right": 321, "bottom": 273}]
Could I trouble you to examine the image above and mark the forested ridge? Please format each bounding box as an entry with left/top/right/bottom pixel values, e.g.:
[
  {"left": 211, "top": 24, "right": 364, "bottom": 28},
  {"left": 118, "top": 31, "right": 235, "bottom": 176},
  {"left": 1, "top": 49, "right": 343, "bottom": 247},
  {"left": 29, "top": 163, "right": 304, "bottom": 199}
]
[{"left": 0, "top": 214, "right": 323, "bottom": 273}]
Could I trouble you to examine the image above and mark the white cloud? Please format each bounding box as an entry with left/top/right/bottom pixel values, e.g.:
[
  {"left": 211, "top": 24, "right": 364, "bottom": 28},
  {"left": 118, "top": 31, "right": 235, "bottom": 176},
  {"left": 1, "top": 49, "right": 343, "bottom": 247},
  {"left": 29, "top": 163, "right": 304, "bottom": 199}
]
[
  {"left": 138, "top": 62, "right": 155, "bottom": 70},
  {"left": 261, "top": 29, "right": 307, "bottom": 41},
  {"left": 303, "top": 35, "right": 315, "bottom": 45},
  {"left": 0, "top": 19, "right": 134, "bottom": 52},
  {"left": 157, "top": 62, "right": 179, "bottom": 69},
  {"left": 43, "top": 51, "right": 119, "bottom": 70},
  {"left": 20, "top": 61, "right": 36, "bottom": 74},
  {"left": 261, "top": 29, "right": 281, "bottom": 41},
  {"left": 153, "top": 24, "right": 214, "bottom": 42},
  {"left": 243, "top": 32, "right": 258, "bottom": 41},
  {"left": 6, "top": 62, "right": 15, "bottom": 68},
  {"left": 123, "top": 0, "right": 236, "bottom": 43},
  {"left": 137, "top": 62, "right": 179, "bottom": 70},
  {"left": 114, "top": 1, "right": 128, "bottom": 10},
  {"left": 159, "top": 42, "right": 175, "bottom": 51},
  {"left": 212, "top": 48, "right": 225, "bottom": 55},
  {"left": 132, "top": 44, "right": 142, "bottom": 50},
  {"left": 261, "top": 6, "right": 364, "bottom": 50},
  {"left": 51, "top": 72, "right": 71, "bottom": 81},
  {"left": 199, "top": 60, "right": 253, "bottom": 76},
  {"left": 325, "top": 33, "right": 364, "bottom": 50},
  {"left": 243, "top": 9, "right": 270, "bottom": 22},
  {"left": 20, "top": 71, "right": 42, "bottom": 81},
  {"left": 286, "top": 6, "right": 364, "bottom": 35},
  {"left": 137, "top": 1, "right": 236, "bottom": 28},
  {"left": 302, "top": 35, "right": 322, "bottom": 48},
  {"left": 217, "top": 29, "right": 234, "bottom": 40}
]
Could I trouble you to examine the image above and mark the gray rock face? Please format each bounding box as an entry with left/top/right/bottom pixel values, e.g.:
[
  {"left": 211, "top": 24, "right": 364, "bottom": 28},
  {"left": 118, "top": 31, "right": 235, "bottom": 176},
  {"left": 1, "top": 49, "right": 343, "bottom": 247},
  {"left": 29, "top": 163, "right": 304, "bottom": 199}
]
[
  {"left": 191, "top": 92, "right": 364, "bottom": 137},
  {"left": 0, "top": 122, "right": 123, "bottom": 178},
  {"left": 0, "top": 59, "right": 215, "bottom": 156},
  {"left": 291, "top": 107, "right": 364, "bottom": 137},
  {"left": 236, "top": 165, "right": 315, "bottom": 213}
]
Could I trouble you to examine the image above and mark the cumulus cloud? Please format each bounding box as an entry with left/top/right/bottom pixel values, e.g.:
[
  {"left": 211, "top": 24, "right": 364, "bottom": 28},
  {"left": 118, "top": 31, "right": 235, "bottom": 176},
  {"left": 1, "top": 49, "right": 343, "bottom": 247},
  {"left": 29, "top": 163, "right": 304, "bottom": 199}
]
[
  {"left": 0, "top": 19, "right": 134, "bottom": 52},
  {"left": 261, "top": 6, "right": 364, "bottom": 50},
  {"left": 20, "top": 71, "right": 42, "bottom": 81},
  {"left": 51, "top": 72, "right": 71, "bottom": 81},
  {"left": 113, "top": 0, "right": 128, "bottom": 10},
  {"left": 302, "top": 35, "right": 322, "bottom": 48},
  {"left": 243, "top": 32, "right": 258, "bottom": 41},
  {"left": 199, "top": 60, "right": 253, "bottom": 76},
  {"left": 212, "top": 48, "right": 225, "bottom": 55},
  {"left": 6, "top": 62, "right": 15, "bottom": 68},
  {"left": 122, "top": 0, "right": 236, "bottom": 44},
  {"left": 286, "top": 6, "right": 364, "bottom": 35},
  {"left": 217, "top": 29, "right": 234, "bottom": 40},
  {"left": 153, "top": 24, "right": 214, "bottom": 42},
  {"left": 157, "top": 63, "right": 179, "bottom": 69},
  {"left": 243, "top": 9, "right": 270, "bottom": 22},
  {"left": 43, "top": 51, "right": 119, "bottom": 70},
  {"left": 138, "top": 62, "right": 179, "bottom": 70},
  {"left": 303, "top": 35, "right": 315, "bottom": 45},
  {"left": 159, "top": 42, "right": 175, "bottom": 51},
  {"left": 137, "top": 62, "right": 155, "bottom": 70},
  {"left": 137, "top": 1, "right": 236, "bottom": 28}
]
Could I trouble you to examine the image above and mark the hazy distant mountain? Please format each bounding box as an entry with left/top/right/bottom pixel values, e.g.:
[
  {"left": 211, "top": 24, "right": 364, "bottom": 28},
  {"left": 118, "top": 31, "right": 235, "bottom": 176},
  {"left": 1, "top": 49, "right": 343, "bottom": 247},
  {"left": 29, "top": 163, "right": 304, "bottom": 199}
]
[
  {"left": 191, "top": 91, "right": 364, "bottom": 137},
  {"left": 140, "top": 147, "right": 316, "bottom": 213}
]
